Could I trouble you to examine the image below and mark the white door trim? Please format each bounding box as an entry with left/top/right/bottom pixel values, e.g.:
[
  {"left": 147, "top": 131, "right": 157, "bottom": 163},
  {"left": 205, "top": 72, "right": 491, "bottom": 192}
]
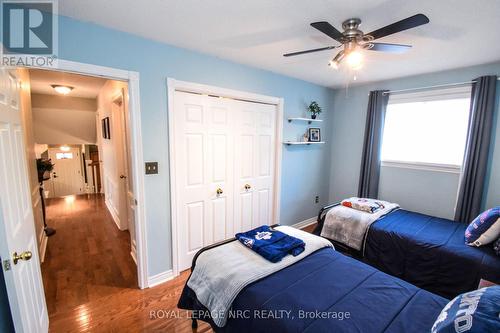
[
  {"left": 23, "top": 59, "right": 149, "bottom": 289},
  {"left": 167, "top": 78, "right": 284, "bottom": 276}
]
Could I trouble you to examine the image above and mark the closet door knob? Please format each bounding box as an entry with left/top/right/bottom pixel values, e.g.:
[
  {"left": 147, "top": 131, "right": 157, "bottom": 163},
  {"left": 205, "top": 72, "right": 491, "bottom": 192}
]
[
  {"left": 244, "top": 184, "right": 251, "bottom": 190},
  {"left": 216, "top": 188, "right": 223, "bottom": 195}
]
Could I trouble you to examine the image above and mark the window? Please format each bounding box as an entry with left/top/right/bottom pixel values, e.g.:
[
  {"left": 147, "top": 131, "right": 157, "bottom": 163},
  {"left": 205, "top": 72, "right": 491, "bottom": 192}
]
[
  {"left": 55, "top": 152, "right": 73, "bottom": 160},
  {"left": 381, "top": 86, "right": 471, "bottom": 168}
]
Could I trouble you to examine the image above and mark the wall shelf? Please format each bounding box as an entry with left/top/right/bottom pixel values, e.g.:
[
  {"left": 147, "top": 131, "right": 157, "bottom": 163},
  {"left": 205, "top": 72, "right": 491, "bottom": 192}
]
[
  {"left": 283, "top": 141, "right": 325, "bottom": 146},
  {"left": 288, "top": 117, "right": 323, "bottom": 124}
]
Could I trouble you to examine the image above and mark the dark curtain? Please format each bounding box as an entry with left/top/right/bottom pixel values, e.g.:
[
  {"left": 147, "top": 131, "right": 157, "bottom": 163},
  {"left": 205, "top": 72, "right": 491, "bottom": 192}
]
[
  {"left": 358, "top": 90, "right": 389, "bottom": 198},
  {"left": 455, "top": 75, "right": 498, "bottom": 222}
]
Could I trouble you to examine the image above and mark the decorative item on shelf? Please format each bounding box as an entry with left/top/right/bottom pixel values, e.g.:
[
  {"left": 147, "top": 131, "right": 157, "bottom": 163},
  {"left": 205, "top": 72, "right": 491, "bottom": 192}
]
[
  {"left": 303, "top": 131, "right": 309, "bottom": 142},
  {"left": 308, "top": 128, "right": 321, "bottom": 142},
  {"left": 36, "top": 158, "right": 56, "bottom": 237},
  {"left": 307, "top": 101, "right": 322, "bottom": 120}
]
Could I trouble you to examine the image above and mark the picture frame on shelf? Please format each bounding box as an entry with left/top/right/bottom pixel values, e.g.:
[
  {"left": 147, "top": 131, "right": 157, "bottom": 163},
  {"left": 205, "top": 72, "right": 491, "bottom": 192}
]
[{"left": 308, "top": 128, "right": 321, "bottom": 142}]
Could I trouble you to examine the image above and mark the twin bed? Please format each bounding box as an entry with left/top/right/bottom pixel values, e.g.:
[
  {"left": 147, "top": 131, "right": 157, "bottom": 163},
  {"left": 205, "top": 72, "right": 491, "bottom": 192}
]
[
  {"left": 178, "top": 226, "right": 448, "bottom": 332},
  {"left": 314, "top": 204, "right": 500, "bottom": 298}
]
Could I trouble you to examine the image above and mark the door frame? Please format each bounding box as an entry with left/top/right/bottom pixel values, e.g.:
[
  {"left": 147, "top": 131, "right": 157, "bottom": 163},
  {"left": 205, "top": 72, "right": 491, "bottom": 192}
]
[
  {"left": 23, "top": 59, "right": 149, "bottom": 289},
  {"left": 167, "top": 78, "right": 284, "bottom": 276}
]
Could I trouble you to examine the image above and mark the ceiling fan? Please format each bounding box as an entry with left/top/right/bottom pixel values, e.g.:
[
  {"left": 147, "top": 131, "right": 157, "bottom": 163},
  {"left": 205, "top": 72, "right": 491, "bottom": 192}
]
[{"left": 284, "top": 14, "right": 430, "bottom": 70}]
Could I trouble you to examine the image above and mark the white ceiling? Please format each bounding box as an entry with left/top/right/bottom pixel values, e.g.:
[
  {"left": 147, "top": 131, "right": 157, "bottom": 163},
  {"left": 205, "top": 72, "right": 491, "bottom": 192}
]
[
  {"left": 58, "top": 0, "right": 500, "bottom": 88},
  {"left": 29, "top": 69, "right": 106, "bottom": 98}
]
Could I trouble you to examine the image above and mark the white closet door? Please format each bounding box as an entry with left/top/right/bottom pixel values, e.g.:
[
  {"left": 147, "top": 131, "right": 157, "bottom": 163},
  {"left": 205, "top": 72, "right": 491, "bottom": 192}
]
[
  {"left": 233, "top": 100, "right": 276, "bottom": 233},
  {"left": 174, "top": 92, "right": 234, "bottom": 271}
]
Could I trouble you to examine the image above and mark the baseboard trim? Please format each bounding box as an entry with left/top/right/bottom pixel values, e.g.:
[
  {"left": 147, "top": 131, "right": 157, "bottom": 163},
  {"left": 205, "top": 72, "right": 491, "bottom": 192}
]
[
  {"left": 40, "top": 232, "right": 48, "bottom": 263},
  {"left": 148, "top": 270, "right": 174, "bottom": 288},
  {"left": 292, "top": 216, "right": 317, "bottom": 230},
  {"left": 105, "top": 199, "right": 124, "bottom": 231}
]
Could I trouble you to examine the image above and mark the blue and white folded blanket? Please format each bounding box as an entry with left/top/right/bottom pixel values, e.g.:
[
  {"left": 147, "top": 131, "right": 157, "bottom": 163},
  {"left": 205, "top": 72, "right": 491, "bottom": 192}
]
[
  {"left": 341, "top": 197, "right": 387, "bottom": 213},
  {"left": 321, "top": 199, "right": 399, "bottom": 251},
  {"left": 187, "top": 226, "right": 333, "bottom": 327},
  {"left": 235, "top": 225, "right": 305, "bottom": 262}
]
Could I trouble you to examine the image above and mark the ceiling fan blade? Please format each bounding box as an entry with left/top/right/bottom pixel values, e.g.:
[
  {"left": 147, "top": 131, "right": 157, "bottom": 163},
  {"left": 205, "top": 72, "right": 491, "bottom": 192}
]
[
  {"left": 366, "top": 14, "right": 429, "bottom": 40},
  {"left": 366, "top": 43, "right": 412, "bottom": 53},
  {"left": 283, "top": 45, "right": 337, "bottom": 57},
  {"left": 310, "top": 22, "right": 344, "bottom": 42}
]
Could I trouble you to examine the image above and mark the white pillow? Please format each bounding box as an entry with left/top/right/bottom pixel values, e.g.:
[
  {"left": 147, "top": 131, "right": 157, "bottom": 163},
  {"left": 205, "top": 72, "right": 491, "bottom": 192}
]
[{"left": 469, "top": 217, "right": 500, "bottom": 247}]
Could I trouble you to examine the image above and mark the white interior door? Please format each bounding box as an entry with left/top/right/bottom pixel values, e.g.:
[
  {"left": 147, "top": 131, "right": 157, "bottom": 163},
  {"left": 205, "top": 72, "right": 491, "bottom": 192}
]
[
  {"left": 48, "top": 147, "right": 83, "bottom": 197},
  {"left": 114, "top": 90, "right": 137, "bottom": 261},
  {"left": 233, "top": 100, "right": 276, "bottom": 233},
  {"left": 174, "top": 92, "right": 234, "bottom": 271},
  {"left": 0, "top": 69, "right": 49, "bottom": 332}
]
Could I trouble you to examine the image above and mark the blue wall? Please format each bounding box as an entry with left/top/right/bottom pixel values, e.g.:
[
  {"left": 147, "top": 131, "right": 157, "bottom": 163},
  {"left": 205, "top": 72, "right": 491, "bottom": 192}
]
[
  {"left": 55, "top": 15, "right": 334, "bottom": 276},
  {"left": 0, "top": 257, "right": 14, "bottom": 333},
  {"left": 329, "top": 62, "right": 500, "bottom": 217}
]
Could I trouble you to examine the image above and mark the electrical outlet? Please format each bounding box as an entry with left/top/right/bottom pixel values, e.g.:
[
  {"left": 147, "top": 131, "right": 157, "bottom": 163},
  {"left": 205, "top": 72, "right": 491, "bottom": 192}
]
[
  {"left": 145, "top": 162, "right": 158, "bottom": 175},
  {"left": 315, "top": 195, "right": 319, "bottom": 204}
]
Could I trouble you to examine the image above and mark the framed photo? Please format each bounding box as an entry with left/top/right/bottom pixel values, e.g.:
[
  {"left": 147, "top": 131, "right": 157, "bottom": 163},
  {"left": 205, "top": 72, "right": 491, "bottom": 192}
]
[
  {"left": 105, "top": 117, "right": 111, "bottom": 139},
  {"left": 101, "top": 118, "right": 107, "bottom": 139},
  {"left": 308, "top": 128, "right": 321, "bottom": 142},
  {"left": 102, "top": 117, "right": 111, "bottom": 139}
]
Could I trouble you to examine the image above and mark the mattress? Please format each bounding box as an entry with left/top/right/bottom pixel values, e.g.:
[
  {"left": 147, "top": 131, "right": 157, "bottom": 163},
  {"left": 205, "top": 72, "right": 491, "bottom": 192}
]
[
  {"left": 179, "top": 247, "right": 447, "bottom": 332},
  {"left": 364, "top": 209, "right": 500, "bottom": 299}
]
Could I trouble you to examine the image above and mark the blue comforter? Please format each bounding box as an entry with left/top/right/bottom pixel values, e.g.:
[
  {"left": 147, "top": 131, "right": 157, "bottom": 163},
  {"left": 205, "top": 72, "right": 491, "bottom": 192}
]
[
  {"left": 365, "top": 209, "right": 500, "bottom": 299},
  {"left": 179, "top": 247, "right": 447, "bottom": 332}
]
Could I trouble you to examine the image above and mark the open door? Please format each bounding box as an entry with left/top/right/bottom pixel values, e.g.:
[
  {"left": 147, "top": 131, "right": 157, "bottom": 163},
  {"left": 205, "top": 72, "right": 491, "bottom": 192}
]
[
  {"left": 0, "top": 69, "right": 49, "bottom": 332},
  {"left": 113, "top": 89, "right": 137, "bottom": 260}
]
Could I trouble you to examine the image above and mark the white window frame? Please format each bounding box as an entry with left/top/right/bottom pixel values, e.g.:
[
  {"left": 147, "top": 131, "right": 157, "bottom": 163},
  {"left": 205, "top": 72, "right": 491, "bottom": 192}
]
[
  {"left": 380, "top": 160, "right": 462, "bottom": 174},
  {"left": 381, "top": 85, "right": 471, "bottom": 173}
]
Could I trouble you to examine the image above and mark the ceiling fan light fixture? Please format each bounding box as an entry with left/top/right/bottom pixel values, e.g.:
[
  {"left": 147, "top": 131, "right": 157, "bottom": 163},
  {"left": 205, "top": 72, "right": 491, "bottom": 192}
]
[
  {"left": 329, "top": 50, "right": 345, "bottom": 70},
  {"left": 346, "top": 50, "right": 363, "bottom": 70},
  {"left": 285, "top": 13, "right": 429, "bottom": 74},
  {"left": 328, "top": 60, "right": 339, "bottom": 70}
]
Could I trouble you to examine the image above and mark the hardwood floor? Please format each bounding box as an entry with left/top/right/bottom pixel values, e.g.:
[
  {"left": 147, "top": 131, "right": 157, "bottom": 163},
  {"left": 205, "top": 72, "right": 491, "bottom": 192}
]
[
  {"left": 42, "top": 194, "right": 141, "bottom": 330},
  {"left": 43, "top": 198, "right": 316, "bottom": 332},
  {"left": 47, "top": 270, "right": 212, "bottom": 333},
  {"left": 301, "top": 223, "right": 317, "bottom": 234}
]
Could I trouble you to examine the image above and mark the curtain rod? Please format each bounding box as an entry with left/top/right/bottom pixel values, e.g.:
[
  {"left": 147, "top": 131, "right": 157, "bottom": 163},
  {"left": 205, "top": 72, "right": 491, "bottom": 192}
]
[{"left": 381, "top": 77, "right": 500, "bottom": 95}]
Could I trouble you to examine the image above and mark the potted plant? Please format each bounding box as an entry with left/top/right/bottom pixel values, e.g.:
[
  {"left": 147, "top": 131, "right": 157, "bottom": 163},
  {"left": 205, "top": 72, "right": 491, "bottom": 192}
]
[
  {"left": 36, "top": 158, "right": 54, "bottom": 183},
  {"left": 307, "top": 101, "right": 322, "bottom": 119}
]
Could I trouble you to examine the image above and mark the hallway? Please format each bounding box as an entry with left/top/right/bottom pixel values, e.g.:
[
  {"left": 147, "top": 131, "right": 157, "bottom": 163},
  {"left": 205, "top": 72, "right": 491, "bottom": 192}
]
[{"left": 41, "top": 194, "right": 137, "bottom": 317}]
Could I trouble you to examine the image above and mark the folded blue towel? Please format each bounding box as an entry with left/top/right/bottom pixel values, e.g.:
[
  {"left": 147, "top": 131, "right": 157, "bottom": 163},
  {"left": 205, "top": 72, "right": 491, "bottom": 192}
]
[{"left": 235, "top": 225, "right": 305, "bottom": 263}]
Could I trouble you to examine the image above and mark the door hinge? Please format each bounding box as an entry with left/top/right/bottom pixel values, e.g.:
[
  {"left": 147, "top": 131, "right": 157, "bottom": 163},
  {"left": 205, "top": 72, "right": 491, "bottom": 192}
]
[{"left": 3, "top": 259, "right": 11, "bottom": 271}]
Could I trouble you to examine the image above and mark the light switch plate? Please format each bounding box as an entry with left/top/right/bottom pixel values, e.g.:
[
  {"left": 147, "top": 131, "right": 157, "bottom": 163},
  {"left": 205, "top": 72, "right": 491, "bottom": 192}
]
[{"left": 145, "top": 162, "right": 158, "bottom": 175}]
